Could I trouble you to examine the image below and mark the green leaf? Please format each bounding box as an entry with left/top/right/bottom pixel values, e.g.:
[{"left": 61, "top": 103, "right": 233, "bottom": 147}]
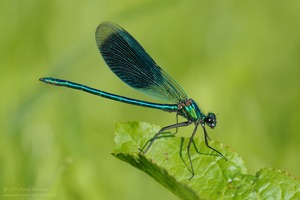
[{"left": 112, "top": 122, "right": 300, "bottom": 200}]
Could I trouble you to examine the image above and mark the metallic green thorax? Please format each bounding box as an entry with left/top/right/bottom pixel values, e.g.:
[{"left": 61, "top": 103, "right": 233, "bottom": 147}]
[{"left": 177, "top": 99, "right": 204, "bottom": 123}]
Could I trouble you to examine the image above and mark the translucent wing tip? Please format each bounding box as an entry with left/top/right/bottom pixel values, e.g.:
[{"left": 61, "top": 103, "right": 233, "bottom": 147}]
[{"left": 95, "top": 21, "right": 123, "bottom": 48}]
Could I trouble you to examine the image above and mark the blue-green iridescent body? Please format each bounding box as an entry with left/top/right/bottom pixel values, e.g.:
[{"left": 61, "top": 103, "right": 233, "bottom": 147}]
[
  {"left": 40, "top": 22, "right": 225, "bottom": 179},
  {"left": 40, "top": 77, "right": 179, "bottom": 112}
]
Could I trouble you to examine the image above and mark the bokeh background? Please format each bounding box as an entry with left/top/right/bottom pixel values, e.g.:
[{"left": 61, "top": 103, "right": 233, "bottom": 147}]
[{"left": 1, "top": 0, "right": 300, "bottom": 199}]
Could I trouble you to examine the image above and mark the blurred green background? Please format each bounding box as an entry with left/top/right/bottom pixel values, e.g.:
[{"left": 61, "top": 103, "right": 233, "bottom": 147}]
[{"left": 1, "top": 0, "right": 300, "bottom": 199}]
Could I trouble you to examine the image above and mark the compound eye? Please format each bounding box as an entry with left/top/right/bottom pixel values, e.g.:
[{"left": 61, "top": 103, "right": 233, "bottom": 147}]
[{"left": 205, "top": 113, "right": 217, "bottom": 128}]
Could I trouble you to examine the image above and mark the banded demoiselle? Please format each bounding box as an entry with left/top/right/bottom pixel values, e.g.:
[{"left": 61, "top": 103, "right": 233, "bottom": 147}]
[{"left": 40, "top": 21, "right": 226, "bottom": 179}]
